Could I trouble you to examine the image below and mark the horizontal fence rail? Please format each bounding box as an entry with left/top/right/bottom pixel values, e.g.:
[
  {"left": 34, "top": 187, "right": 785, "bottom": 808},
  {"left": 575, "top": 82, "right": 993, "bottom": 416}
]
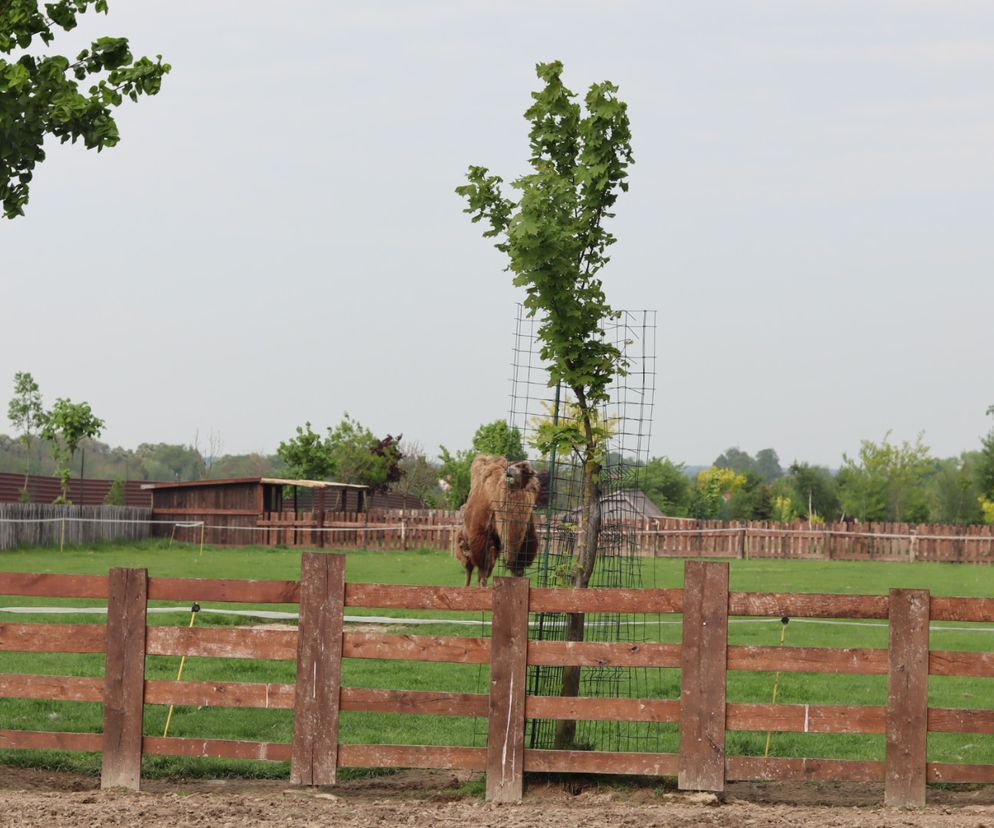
[
  {"left": 4, "top": 555, "right": 994, "bottom": 804},
  {"left": 159, "top": 510, "right": 994, "bottom": 564}
]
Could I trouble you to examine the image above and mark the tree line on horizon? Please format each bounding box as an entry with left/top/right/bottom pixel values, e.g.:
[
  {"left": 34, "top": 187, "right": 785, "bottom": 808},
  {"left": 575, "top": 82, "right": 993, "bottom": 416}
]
[{"left": 6, "top": 372, "right": 994, "bottom": 523}]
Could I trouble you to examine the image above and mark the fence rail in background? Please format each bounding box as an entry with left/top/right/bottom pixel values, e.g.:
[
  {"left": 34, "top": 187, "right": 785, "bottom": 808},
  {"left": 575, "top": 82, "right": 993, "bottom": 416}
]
[
  {"left": 0, "top": 504, "right": 153, "bottom": 551},
  {"left": 0, "top": 472, "right": 152, "bottom": 508},
  {"left": 4, "top": 503, "right": 994, "bottom": 564},
  {"left": 179, "top": 511, "right": 994, "bottom": 564},
  {"left": 4, "top": 554, "right": 994, "bottom": 806}
]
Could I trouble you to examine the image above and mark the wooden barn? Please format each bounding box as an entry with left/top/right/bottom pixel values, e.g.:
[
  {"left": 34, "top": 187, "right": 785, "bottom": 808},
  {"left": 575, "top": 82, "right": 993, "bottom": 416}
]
[{"left": 143, "top": 477, "right": 370, "bottom": 546}]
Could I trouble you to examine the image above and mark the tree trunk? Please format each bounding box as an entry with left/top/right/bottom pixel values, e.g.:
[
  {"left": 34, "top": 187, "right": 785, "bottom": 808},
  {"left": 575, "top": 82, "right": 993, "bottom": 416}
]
[{"left": 553, "top": 454, "right": 602, "bottom": 749}]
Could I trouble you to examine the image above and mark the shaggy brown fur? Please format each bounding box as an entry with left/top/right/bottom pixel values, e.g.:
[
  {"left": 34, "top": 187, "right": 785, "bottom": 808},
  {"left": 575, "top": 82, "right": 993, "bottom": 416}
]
[{"left": 455, "top": 454, "right": 540, "bottom": 587}]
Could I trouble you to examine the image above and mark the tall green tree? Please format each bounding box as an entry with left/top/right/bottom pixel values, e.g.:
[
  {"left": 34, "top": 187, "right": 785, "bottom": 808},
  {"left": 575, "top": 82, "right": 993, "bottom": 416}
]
[
  {"left": 1, "top": 0, "right": 170, "bottom": 218},
  {"left": 976, "top": 406, "right": 994, "bottom": 500},
  {"left": 457, "top": 59, "right": 633, "bottom": 747},
  {"left": 471, "top": 420, "right": 526, "bottom": 461},
  {"left": 755, "top": 448, "right": 783, "bottom": 482},
  {"left": 39, "top": 397, "right": 104, "bottom": 503},
  {"left": 778, "top": 462, "right": 840, "bottom": 521},
  {"left": 714, "top": 447, "right": 757, "bottom": 476},
  {"left": 6, "top": 370, "right": 44, "bottom": 498},
  {"left": 277, "top": 422, "right": 334, "bottom": 481},
  {"left": 626, "top": 456, "right": 691, "bottom": 515},
  {"left": 277, "top": 415, "right": 403, "bottom": 492},
  {"left": 837, "top": 433, "right": 933, "bottom": 522}
]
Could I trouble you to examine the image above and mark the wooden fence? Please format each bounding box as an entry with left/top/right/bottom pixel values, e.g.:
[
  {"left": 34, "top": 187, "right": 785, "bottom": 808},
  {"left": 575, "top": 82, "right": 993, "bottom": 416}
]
[
  {"left": 5, "top": 554, "right": 994, "bottom": 805},
  {"left": 244, "top": 511, "right": 994, "bottom": 565},
  {"left": 0, "top": 504, "right": 153, "bottom": 551}
]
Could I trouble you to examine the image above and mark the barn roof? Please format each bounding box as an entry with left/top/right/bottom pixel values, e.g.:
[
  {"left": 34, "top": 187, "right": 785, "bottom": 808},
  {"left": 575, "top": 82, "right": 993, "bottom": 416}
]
[{"left": 140, "top": 477, "right": 369, "bottom": 491}]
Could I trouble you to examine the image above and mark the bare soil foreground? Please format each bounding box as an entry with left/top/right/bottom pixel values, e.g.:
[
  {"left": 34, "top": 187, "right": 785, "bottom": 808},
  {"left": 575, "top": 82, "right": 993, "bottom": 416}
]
[{"left": 5, "top": 767, "right": 994, "bottom": 827}]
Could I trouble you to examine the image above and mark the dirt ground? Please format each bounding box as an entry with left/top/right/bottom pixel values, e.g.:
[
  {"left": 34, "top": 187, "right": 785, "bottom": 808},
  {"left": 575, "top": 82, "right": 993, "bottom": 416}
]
[{"left": 5, "top": 766, "right": 994, "bottom": 827}]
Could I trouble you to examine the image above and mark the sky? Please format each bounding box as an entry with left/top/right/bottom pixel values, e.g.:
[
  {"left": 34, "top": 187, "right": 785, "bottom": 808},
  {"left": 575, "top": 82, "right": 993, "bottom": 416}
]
[{"left": 2, "top": 1, "right": 993, "bottom": 469}]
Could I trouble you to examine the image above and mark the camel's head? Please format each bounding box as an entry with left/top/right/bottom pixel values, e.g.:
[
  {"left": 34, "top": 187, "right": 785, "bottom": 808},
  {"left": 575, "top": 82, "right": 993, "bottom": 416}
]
[{"left": 505, "top": 460, "right": 535, "bottom": 491}]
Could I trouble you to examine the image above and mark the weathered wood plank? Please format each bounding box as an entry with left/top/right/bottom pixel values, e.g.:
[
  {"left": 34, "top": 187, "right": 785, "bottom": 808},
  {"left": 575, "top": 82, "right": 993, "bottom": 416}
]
[
  {"left": 529, "top": 587, "right": 683, "bottom": 614},
  {"left": 0, "top": 673, "right": 104, "bottom": 702},
  {"left": 146, "top": 627, "right": 297, "bottom": 660},
  {"left": 929, "top": 650, "right": 994, "bottom": 677},
  {"left": 726, "top": 756, "right": 884, "bottom": 782},
  {"left": 524, "top": 749, "right": 679, "bottom": 776},
  {"left": 337, "top": 744, "right": 486, "bottom": 771},
  {"left": 342, "top": 632, "right": 490, "bottom": 664},
  {"left": 345, "top": 583, "right": 492, "bottom": 611},
  {"left": 931, "top": 596, "right": 994, "bottom": 623},
  {"left": 727, "top": 703, "right": 885, "bottom": 734},
  {"left": 0, "top": 571, "right": 108, "bottom": 598},
  {"left": 341, "top": 688, "right": 488, "bottom": 717},
  {"left": 144, "top": 679, "right": 295, "bottom": 709},
  {"left": 0, "top": 623, "right": 105, "bottom": 653},
  {"left": 929, "top": 707, "right": 994, "bottom": 734},
  {"left": 678, "top": 560, "right": 728, "bottom": 792},
  {"left": 143, "top": 736, "right": 291, "bottom": 762},
  {"left": 101, "top": 567, "right": 148, "bottom": 791},
  {"left": 486, "top": 577, "right": 528, "bottom": 803},
  {"left": 528, "top": 640, "right": 680, "bottom": 668},
  {"left": 0, "top": 729, "right": 103, "bottom": 752},
  {"left": 728, "top": 645, "right": 887, "bottom": 674},
  {"left": 885, "top": 588, "right": 930, "bottom": 808},
  {"left": 526, "top": 696, "right": 680, "bottom": 723},
  {"left": 291, "top": 552, "right": 345, "bottom": 786},
  {"left": 148, "top": 577, "right": 299, "bottom": 604},
  {"left": 928, "top": 763, "right": 994, "bottom": 784},
  {"left": 728, "top": 592, "right": 889, "bottom": 619}
]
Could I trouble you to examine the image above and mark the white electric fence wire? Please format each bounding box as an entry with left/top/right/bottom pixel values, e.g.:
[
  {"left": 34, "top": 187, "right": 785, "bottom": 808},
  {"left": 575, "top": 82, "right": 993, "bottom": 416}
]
[
  {"left": 2, "top": 605, "right": 993, "bottom": 634},
  {"left": 1, "top": 516, "right": 990, "bottom": 543}
]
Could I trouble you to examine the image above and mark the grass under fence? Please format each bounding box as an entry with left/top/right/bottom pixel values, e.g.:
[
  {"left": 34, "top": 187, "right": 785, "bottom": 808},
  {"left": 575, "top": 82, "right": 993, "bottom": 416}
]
[{"left": 3, "top": 540, "right": 994, "bottom": 778}]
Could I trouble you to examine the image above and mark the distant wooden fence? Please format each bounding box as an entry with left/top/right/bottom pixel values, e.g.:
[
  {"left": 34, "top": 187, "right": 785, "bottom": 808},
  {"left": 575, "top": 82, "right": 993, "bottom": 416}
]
[
  {"left": 0, "top": 504, "right": 153, "bottom": 551},
  {"left": 0, "top": 472, "right": 152, "bottom": 508},
  {"left": 4, "top": 554, "right": 994, "bottom": 805},
  {"left": 237, "top": 511, "right": 994, "bottom": 565}
]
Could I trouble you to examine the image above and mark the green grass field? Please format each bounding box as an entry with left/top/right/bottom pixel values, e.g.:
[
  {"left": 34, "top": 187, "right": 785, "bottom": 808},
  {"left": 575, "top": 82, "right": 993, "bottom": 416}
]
[{"left": 3, "top": 539, "right": 994, "bottom": 778}]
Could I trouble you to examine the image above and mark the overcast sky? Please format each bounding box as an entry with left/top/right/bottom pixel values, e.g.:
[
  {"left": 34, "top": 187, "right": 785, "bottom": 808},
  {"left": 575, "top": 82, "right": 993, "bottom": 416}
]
[{"left": 2, "top": 1, "right": 992, "bottom": 469}]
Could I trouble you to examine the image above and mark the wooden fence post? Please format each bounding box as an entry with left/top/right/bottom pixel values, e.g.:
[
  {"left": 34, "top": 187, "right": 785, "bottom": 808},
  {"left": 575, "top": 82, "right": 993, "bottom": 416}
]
[
  {"left": 101, "top": 567, "right": 148, "bottom": 790},
  {"left": 885, "top": 588, "right": 930, "bottom": 808},
  {"left": 486, "top": 576, "right": 529, "bottom": 803},
  {"left": 679, "top": 560, "right": 729, "bottom": 792},
  {"left": 291, "top": 552, "right": 346, "bottom": 786}
]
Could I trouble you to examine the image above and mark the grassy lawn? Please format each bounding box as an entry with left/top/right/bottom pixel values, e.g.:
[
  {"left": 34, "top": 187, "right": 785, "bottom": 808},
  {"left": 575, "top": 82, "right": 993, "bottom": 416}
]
[{"left": 3, "top": 540, "right": 994, "bottom": 777}]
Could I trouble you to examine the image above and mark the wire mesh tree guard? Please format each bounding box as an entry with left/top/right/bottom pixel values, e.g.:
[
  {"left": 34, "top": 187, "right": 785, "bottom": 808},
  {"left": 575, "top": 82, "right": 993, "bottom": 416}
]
[{"left": 499, "top": 303, "right": 660, "bottom": 753}]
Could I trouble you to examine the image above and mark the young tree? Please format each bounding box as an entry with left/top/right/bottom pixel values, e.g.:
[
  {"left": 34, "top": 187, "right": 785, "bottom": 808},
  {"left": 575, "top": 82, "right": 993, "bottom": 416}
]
[
  {"left": 458, "top": 60, "right": 633, "bottom": 747},
  {"left": 39, "top": 398, "right": 104, "bottom": 503},
  {"left": 1, "top": 0, "right": 170, "bottom": 218},
  {"left": 7, "top": 371, "right": 44, "bottom": 499}
]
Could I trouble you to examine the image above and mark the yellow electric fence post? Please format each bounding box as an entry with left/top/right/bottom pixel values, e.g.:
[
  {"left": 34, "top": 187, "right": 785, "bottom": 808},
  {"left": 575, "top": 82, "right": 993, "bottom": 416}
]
[
  {"left": 199, "top": 522, "right": 206, "bottom": 558},
  {"left": 763, "top": 616, "right": 790, "bottom": 758},
  {"left": 169, "top": 524, "right": 177, "bottom": 548},
  {"left": 162, "top": 602, "right": 200, "bottom": 738}
]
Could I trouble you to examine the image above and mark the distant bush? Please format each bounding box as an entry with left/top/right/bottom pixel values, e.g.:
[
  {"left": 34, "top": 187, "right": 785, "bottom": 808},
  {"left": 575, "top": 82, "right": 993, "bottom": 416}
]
[{"left": 104, "top": 479, "right": 126, "bottom": 506}]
